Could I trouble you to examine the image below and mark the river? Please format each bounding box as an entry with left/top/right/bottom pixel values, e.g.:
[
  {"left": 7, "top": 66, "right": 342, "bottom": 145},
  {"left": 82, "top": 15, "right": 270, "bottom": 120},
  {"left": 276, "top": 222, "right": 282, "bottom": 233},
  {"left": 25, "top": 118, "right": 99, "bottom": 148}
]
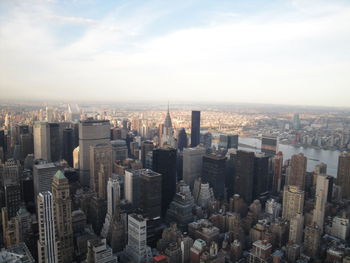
[{"left": 238, "top": 137, "right": 341, "bottom": 177}]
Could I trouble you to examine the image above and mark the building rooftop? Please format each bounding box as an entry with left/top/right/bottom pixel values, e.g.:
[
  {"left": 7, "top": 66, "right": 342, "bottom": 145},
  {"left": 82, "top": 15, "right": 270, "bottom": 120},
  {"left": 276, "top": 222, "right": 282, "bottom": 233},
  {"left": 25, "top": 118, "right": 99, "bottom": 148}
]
[{"left": 54, "top": 170, "right": 66, "bottom": 180}]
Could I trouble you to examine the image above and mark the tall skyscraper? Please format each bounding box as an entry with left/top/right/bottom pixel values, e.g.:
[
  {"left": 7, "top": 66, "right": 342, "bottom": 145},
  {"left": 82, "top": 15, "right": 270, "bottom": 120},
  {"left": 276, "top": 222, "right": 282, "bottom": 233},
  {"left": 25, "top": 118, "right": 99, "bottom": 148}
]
[
  {"left": 234, "top": 150, "right": 255, "bottom": 204},
  {"left": 200, "top": 132, "right": 212, "bottom": 151},
  {"left": 289, "top": 213, "right": 304, "bottom": 245},
  {"left": 272, "top": 152, "right": 283, "bottom": 194},
  {"left": 304, "top": 225, "right": 321, "bottom": 258},
  {"left": 51, "top": 171, "right": 73, "bottom": 263},
  {"left": 48, "top": 123, "right": 60, "bottom": 162},
  {"left": 287, "top": 153, "right": 307, "bottom": 190},
  {"left": 62, "top": 128, "right": 74, "bottom": 167},
  {"left": 33, "top": 162, "right": 61, "bottom": 201},
  {"left": 161, "top": 105, "right": 175, "bottom": 147},
  {"left": 183, "top": 147, "right": 206, "bottom": 189},
  {"left": 37, "top": 191, "right": 59, "bottom": 263},
  {"left": 124, "top": 169, "right": 141, "bottom": 208},
  {"left": 34, "top": 122, "right": 50, "bottom": 161},
  {"left": 253, "top": 153, "right": 269, "bottom": 200},
  {"left": 202, "top": 153, "right": 226, "bottom": 200},
  {"left": 140, "top": 169, "right": 162, "bottom": 218},
  {"left": 336, "top": 152, "right": 350, "bottom": 199},
  {"left": 86, "top": 238, "right": 118, "bottom": 263},
  {"left": 20, "top": 133, "right": 34, "bottom": 160},
  {"left": 4, "top": 184, "right": 21, "bottom": 219},
  {"left": 177, "top": 128, "right": 188, "bottom": 152},
  {"left": 125, "top": 213, "right": 152, "bottom": 263},
  {"left": 79, "top": 119, "right": 110, "bottom": 186},
  {"left": 141, "top": 141, "right": 154, "bottom": 167},
  {"left": 111, "top": 140, "right": 128, "bottom": 163},
  {"left": 152, "top": 147, "right": 177, "bottom": 216},
  {"left": 89, "top": 143, "right": 112, "bottom": 200},
  {"left": 191, "top": 111, "right": 200, "bottom": 147},
  {"left": 292, "top": 113, "right": 301, "bottom": 130},
  {"left": 282, "top": 185, "right": 305, "bottom": 220},
  {"left": 261, "top": 135, "right": 277, "bottom": 156},
  {"left": 313, "top": 174, "right": 329, "bottom": 233}
]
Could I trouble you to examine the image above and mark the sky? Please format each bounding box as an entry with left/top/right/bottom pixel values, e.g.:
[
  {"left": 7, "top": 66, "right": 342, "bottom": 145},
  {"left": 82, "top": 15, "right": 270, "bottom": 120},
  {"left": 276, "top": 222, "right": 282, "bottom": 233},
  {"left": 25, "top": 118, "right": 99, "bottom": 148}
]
[{"left": 0, "top": 0, "right": 350, "bottom": 107}]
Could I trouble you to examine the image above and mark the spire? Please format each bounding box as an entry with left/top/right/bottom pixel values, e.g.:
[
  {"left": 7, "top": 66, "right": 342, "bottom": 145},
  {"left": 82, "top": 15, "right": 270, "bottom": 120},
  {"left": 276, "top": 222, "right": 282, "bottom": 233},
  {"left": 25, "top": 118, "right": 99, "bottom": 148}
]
[{"left": 164, "top": 102, "right": 172, "bottom": 128}]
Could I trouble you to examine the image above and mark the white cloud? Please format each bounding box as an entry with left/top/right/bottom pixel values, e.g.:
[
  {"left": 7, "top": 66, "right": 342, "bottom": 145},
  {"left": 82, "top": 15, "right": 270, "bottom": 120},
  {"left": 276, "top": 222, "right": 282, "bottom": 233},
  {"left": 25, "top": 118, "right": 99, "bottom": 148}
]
[{"left": 0, "top": 0, "right": 350, "bottom": 106}]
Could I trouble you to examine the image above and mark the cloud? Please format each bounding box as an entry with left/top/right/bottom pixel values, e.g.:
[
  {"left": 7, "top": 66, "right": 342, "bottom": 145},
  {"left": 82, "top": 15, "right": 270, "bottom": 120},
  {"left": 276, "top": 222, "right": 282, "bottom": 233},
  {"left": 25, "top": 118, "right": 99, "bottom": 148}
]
[{"left": 0, "top": 0, "right": 350, "bottom": 106}]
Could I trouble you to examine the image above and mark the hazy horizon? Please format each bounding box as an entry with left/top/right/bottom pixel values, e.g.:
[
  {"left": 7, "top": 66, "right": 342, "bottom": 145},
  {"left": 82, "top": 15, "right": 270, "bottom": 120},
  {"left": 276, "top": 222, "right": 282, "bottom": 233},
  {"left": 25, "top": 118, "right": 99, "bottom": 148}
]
[{"left": 1, "top": 0, "right": 350, "bottom": 107}]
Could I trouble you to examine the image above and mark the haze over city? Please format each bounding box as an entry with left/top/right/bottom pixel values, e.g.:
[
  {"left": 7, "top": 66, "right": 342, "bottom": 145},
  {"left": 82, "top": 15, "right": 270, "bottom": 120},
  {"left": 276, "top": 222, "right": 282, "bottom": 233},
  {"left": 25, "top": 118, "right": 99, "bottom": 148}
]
[{"left": 1, "top": 0, "right": 350, "bottom": 106}]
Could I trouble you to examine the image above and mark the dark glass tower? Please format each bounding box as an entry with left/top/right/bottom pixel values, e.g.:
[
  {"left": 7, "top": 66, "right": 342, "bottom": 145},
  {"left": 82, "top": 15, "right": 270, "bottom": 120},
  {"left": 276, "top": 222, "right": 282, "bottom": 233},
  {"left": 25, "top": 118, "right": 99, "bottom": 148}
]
[
  {"left": 191, "top": 111, "right": 200, "bottom": 147},
  {"left": 152, "top": 147, "right": 177, "bottom": 216},
  {"left": 177, "top": 128, "right": 187, "bottom": 151},
  {"left": 234, "top": 150, "right": 255, "bottom": 203},
  {"left": 62, "top": 128, "right": 74, "bottom": 167},
  {"left": 202, "top": 153, "right": 227, "bottom": 200},
  {"left": 253, "top": 154, "right": 269, "bottom": 200},
  {"left": 49, "top": 123, "right": 60, "bottom": 162}
]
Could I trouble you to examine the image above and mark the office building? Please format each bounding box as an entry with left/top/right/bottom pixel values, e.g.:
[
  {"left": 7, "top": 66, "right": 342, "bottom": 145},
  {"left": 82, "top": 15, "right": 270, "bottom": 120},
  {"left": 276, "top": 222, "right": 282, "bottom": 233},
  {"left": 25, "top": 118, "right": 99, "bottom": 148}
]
[
  {"left": 253, "top": 153, "right": 269, "bottom": 200},
  {"left": 247, "top": 240, "right": 272, "bottom": 263},
  {"left": 86, "top": 238, "right": 117, "bottom": 263},
  {"left": 336, "top": 152, "right": 350, "bottom": 199},
  {"left": 124, "top": 169, "right": 141, "bottom": 208},
  {"left": 141, "top": 141, "right": 154, "bottom": 167},
  {"left": 183, "top": 147, "right": 206, "bottom": 189},
  {"left": 200, "top": 132, "right": 212, "bottom": 151},
  {"left": 292, "top": 113, "right": 301, "bottom": 130},
  {"left": 125, "top": 213, "right": 152, "bottom": 263},
  {"left": 33, "top": 122, "right": 50, "bottom": 161},
  {"left": 234, "top": 150, "right": 255, "bottom": 204},
  {"left": 272, "top": 152, "right": 283, "bottom": 194},
  {"left": 219, "top": 134, "right": 238, "bottom": 150},
  {"left": 20, "top": 133, "right": 34, "bottom": 160},
  {"left": 90, "top": 143, "right": 112, "bottom": 200},
  {"left": 37, "top": 191, "right": 59, "bottom": 263},
  {"left": 261, "top": 135, "right": 277, "bottom": 156},
  {"left": 202, "top": 153, "right": 226, "bottom": 200},
  {"left": 177, "top": 128, "right": 187, "bottom": 152},
  {"left": 304, "top": 225, "right": 321, "bottom": 258},
  {"left": 325, "top": 214, "right": 350, "bottom": 240},
  {"left": 62, "top": 128, "right": 74, "bottom": 167},
  {"left": 282, "top": 185, "right": 304, "bottom": 220},
  {"left": 191, "top": 111, "right": 200, "bottom": 147},
  {"left": 4, "top": 184, "right": 21, "bottom": 219},
  {"left": 161, "top": 106, "right": 175, "bottom": 147},
  {"left": 140, "top": 169, "right": 162, "bottom": 218},
  {"left": 313, "top": 174, "right": 329, "bottom": 233},
  {"left": 153, "top": 147, "right": 177, "bottom": 216},
  {"left": 287, "top": 153, "right": 307, "bottom": 190},
  {"left": 289, "top": 213, "right": 304, "bottom": 245},
  {"left": 33, "top": 162, "right": 61, "bottom": 201},
  {"left": 52, "top": 171, "right": 73, "bottom": 263},
  {"left": 111, "top": 140, "right": 128, "bottom": 162},
  {"left": 79, "top": 119, "right": 110, "bottom": 186}
]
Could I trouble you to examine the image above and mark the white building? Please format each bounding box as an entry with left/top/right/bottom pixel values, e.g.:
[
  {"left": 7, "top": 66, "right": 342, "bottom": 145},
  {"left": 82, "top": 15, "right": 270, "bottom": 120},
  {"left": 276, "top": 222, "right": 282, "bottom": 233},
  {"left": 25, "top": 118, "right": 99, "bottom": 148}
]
[
  {"left": 125, "top": 214, "right": 152, "bottom": 263},
  {"left": 326, "top": 215, "right": 350, "bottom": 240},
  {"left": 37, "top": 192, "right": 59, "bottom": 263}
]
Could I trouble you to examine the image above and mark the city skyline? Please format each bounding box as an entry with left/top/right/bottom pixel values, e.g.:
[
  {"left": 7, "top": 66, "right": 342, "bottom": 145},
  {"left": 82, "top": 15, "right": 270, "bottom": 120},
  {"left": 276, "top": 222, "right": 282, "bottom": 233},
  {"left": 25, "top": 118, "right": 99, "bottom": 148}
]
[{"left": 1, "top": 0, "right": 350, "bottom": 106}]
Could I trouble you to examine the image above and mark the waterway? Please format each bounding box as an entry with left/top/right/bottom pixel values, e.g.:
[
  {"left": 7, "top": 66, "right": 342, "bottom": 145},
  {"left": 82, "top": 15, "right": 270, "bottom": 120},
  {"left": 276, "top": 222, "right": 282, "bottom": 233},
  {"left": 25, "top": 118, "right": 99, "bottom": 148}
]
[{"left": 238, "top": 137, "right": 341, "bottom": 177}]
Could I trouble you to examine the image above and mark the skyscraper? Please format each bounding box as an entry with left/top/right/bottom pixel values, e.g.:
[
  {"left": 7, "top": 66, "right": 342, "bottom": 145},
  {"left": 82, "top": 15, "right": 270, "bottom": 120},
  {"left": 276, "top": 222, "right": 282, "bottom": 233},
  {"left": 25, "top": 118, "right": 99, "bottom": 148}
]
[
  {"left": 4, "top": 184, "right": 21, "bottom": 219},
  {"left": 62, "top": 128, "right": 74, "bottom": 167},
  {"left": 191, "top": 111, "right": 200, "bottom": 147},
  {"left": 282, "top": 185, "right": 304, "bottom": 220},
  {"left": 37, "top": 191, "right": 59, "bottom": 263},
  {"left": 153, "top": 147, "right": 177, "bottom": 216},
  {"left": 111, "top": 140, "right": 128, "bottom": 163},
  {"left": 141, "top": 141, "right": 154, "bottom": 167},
  {"left": 140, "top": 169, "right": 162, "bottom": 219},
  {"left": 313, "top": 174, "right": 329, "bottom": 233},
  {"left": 33, "top": 122, "right": 50, "bottom": 161},
  {"left": 261, "top": 135, "right": 277, "bottom": 157},
  {"left": 33, "top": 162, "right": 61, "bottom": 201},
  {"left": 89, "top": 143, "right": 112, "bottom": 200},
  {"left": 161, "top": 105, "right": 175, "bottom": 147},
  {"left": 272, "top": 152, "right": 283, "bottom": 194},
  {"left": 234, "top": 150, "right": 255, "bottom": 204},
  {"left": 79, "top": 119, "right": 110, "bottom": 186},
  {"left": 287, "top": 153, "right": 307, "bottom": 190},
  {"left": 292, "top": 113, "right": 301, "bottom": 130},
  {"left": 336, "top": 152, "right": 350, "bottom": 199},
  {"left": 125, "top": 213, "right": 152, "bottom": 263},
  {"left": 202, "top": 153, "right": 226, "bottom": 200},
  {"left": 177, "top": 128, "right": 188, "bottom": 152},
  {"left": 289, "top": 213, "right": 304, "bottom": 245},
  {"left": 183, "top": 147, "right": 206, "bottom": 189},
  {"left": 124, "top": 169, "right": 141, "bottom": 208},
  {"left": 200, "top": 132, "right": 212, "bottom": 151},
  {"left": 253, "top": 153, "right": 269, "bottom": 200},
  {"left": 51, "top": 171, "right": 73, "bottom": 263}
]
